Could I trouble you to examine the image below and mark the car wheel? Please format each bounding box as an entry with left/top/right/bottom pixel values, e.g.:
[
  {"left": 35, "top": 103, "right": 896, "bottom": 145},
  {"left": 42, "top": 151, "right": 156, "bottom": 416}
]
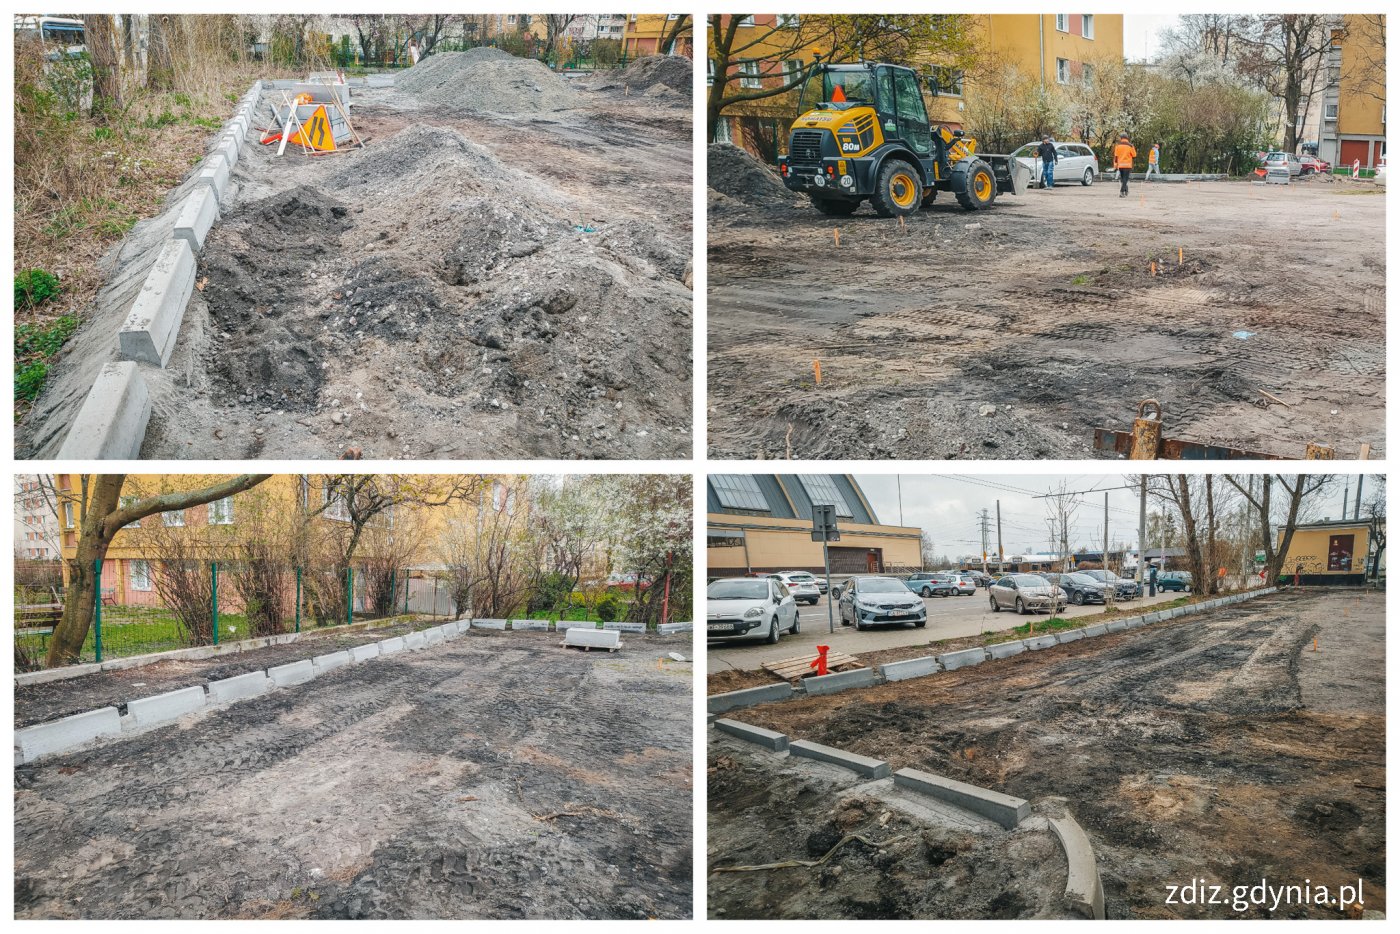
[
  {"left": 791, "top": 612, "right": 800, "bottom": 635},
  {"left": 921, "top": 586, "right": 932, "bottom": 597},
  {"left": 855, "top": 617, "right": 869, "bottom": 632},
  {"left": 1015, "top": 597, "right": 1027, "bottom": 615},
  {"left": 990, "top": 596, "right": 1000, "bottom": 612},
  {"left": 1072, "top": 591, "right": 1085, "bottom": 605},
  {"left": 871, "top": 160, "right": 923, "bottom": 218},
  {"left": 765, "top": 616, "right": 779, "bottom": 644},
  {"left": 1082, "top": 167, "right": 1095, "bottom": 186}
]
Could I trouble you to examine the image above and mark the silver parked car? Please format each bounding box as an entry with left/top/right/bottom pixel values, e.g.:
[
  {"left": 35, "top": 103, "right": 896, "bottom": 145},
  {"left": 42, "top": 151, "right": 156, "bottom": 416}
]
[
  {"left": 1012, "top": 140, "right": 1100, "bottom": 188},
  {"left": 768, "top": 571, "right": 821, "bottom": 605},
  {"left": 988, "top": 573, "right": 1068, "bottom": 615},
  {"left": 706, "top": 577, "right": 798, "bottom": 644},
  {"left": 835, "top": 575, "right": 928, "bottom": 631},
  {"left": 1263, "top": 151, "right": 1302, "bottom": 176}
]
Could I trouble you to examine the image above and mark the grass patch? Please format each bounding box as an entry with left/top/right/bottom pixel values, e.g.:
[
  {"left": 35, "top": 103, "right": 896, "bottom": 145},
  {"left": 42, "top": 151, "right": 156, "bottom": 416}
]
[
  {"left": 14, "top": 314, "right": 79, "bottom": 402},
  {"left": 1070, "top": 273, "right": 1090, "bottom": 286}
]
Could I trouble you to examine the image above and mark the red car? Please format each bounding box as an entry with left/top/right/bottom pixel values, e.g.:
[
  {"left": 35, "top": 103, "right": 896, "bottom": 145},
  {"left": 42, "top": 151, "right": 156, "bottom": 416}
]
[{"left": 1299, "top": 155, "right": 1331, "bottom": 175}]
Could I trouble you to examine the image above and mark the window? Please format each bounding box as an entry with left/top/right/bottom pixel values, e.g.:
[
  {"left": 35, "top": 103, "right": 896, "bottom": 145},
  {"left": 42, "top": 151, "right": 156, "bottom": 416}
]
[
  {"left": 1083, "top": 14, "right": 1094, "bottom": 39},
  {"left": 711, "top": 475, "right": 770, "bottom": 512},
  {"left": 777, "top": 14, "right": 800, "bottom": 29},
  {"left": 1327, "top": 535, "right": 1355, "bottom": 572},
  {"left": 162, "top": 510, "right": 185, "bottom": 527},
  {"left": 739, "top": 60, "right": 762, "bottom": 89},
  {"left": 131, "top": 560, "right": 152, "bottom": 591},
  {"left": 714, "top": 117, "right": 732, "bottom": 143},
  {"left": 120, "top": 496, "right": 140, "bottom": 528},
  {"left": 707, "top": 58, "right": 715, "bottom": 86},
  {"left": 797, "top": 475, "right": 854, "bottom": 518},
  {"left": 208, "top": 498, "right": 233, "bottom": 525},
  {"left": 63, "top": 501, "right": 74, "bottom": 528},
  {"left": 1082, "top": 63, "right": 1094, "bottom": 88},
  {"left": 737, "top": 15, "right": 756, "bottom": 27},
  {"left": 1056, "top": 57, "right": 1071, "bottom": 84},
  {"left": 781, "top": 58, "right": 804, "bottom": 84},
  {"left": 323, "top": 484, "right": 351, "bottom": 522},
  {"left": 708, "top": 529, "right": 746, "bottom": 548},
  {"left": 1055, "top": 14, "right": 1068, "bottom": 32},
  {"left": 1325, "top": 103, "right": 1339, "bottom": 120},
  {"left": 931, "top": 66, "right": 964, "bottom": 97}
]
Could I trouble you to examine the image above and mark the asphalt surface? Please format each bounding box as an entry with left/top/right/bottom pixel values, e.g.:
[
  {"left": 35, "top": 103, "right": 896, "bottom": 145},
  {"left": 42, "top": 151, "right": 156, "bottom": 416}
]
[
  {"left": 706, "top": 584, "right": 1194, "bottom": 673},
  {"left": 14, "top": 630, "right": 693, "bottom": 920}
]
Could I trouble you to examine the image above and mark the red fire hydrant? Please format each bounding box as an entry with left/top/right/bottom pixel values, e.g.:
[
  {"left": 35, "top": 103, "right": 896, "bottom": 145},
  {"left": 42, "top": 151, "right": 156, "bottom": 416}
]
[{"left": 809, "top": 644, "right": 830, "bottom": 677}]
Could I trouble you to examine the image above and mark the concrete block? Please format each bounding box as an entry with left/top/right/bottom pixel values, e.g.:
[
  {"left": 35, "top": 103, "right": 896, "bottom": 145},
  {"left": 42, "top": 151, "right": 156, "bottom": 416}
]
[
  {"left": 212, "top": 138, "right": 239, "bottom": 169},
  {"left": 1081, "top": 623, "right": 1109, "bottom": 638},
  {"left": 603, "top": 621, "right": 646, "bottom": 633},
  {"left": 56, "top": 362, "right": 151, "bottom": 459},
  {"left": 126, "top": 685, "right": 207, "bottom": 729},
  {"left": 173, "top": 186, "right": 220, "bottom": 253},
  {"left": 1024, "top": 634, "right": 1059, "bottom": 651},
  {"left": 562, "top": 628, "right": 622, "bottom": 650},
  {"left": 1105, "top": 620, "right": 1128, "bottom": 633},
  {"left": 1124, "top": 615, "right": 1149, "bottom": 629},
  {"left": 1144, "top": 612, "right": 1166, "bottom": 624},
  {"left": 714, "top": 718, "right": 789, "bottom": 751},
  {"left": 312, "top": 650, "right": 352, "bottom": 674},
  {"left": 118, "top": 238, "right": 196, "bottom": 367},
  {"left": 894, "top": 767, "right": 1031, "bottom": 830},
  {"left": 803, "top": 667, "right": 879, "bottom": 695},
  {"left": 378, "top": 636, "right": 406, "bottom": 655},
  {"left": 937, "top": 647, "right": 988, "bottom": 670},
  {"left": 268, "top": 659, "right": 316, "bottom": 687},
  {"left": 15, "top": 707, "right": 123, "bottom": 763},
  {"left": 790, "top": 740, "right": 890, "bottom": 779},
  {"left": 988, "top": 640, "right": 1027, "bottom": 660},
  {"left": 1049, "top": 814, "right": 1106, "bottom": 920},
  {"left": 657, "top": 621, "right": 693, "bottom": 634},
  {"left": 512, "top": 619, "right": 549, "bottom": 631},
  {"left": 14, "top": 663, "right": 104, "bottom": 686},
  {"left": 196, "top": 155, "right": 231, "bottom": 199},
  {"left": 708, "top": 683, "right": 796, "bottom": 714},
  {"left": 349, "top": 642, "right": 380, "bottom": 663},
  {"left": 879, "top": 656, "right": 939, "bottom": 682},
  {"left": 558, "top": 620, "right": 596, "bottom": 630},
  {"left": 424, "top": 627, "right": 446, "bottom": 646},
  {"left": 1056, "top": 628, "right": 1085, "bottom": 644},
  {"left": 206, "top": 670, "right": 271, "bottom": 704},
  {"left": 472, "top": 618, "right": 507, "bottom": 630},
  {"left": 403, "top": 631, "right": 428, "bottom": 650}
]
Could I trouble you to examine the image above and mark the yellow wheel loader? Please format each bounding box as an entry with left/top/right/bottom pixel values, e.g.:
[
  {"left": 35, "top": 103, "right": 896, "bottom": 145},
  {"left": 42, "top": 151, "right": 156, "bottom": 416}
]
[{"left": 776, "top": 62, "right": 1030, "bottom": 216}]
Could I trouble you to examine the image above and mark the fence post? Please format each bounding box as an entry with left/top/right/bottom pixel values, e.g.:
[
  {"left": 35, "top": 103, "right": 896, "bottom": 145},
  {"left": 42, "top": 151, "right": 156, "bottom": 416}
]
[
  {"left": 211, "top": 561, "right": 220, "bottom": 646},
  {"left": 346, "top": 566, "right": 354, "bottom": 626},
  {"left": 295, "top": 566, "right": 302, "bottom": 634},
  {"left": 390, "top": 569, "right": 397, "bottom": 619},
  {"left": 93, "top": 558, "right": 103, "bottom": 663}
]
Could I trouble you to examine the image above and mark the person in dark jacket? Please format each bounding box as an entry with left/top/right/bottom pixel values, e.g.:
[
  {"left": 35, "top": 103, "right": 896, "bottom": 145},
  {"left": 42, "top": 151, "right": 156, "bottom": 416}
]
[{"left": 1037, "top": 136, "right": 1058, "bottom": 189}]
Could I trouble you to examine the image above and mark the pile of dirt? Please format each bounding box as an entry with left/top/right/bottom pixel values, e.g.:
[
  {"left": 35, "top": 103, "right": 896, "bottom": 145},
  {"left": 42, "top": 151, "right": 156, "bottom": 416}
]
[
  {"left": 397, "top": 50, "right": 577, "bottom": 113},
  {"left": 708, "top": 143, "right": 795, "bottom": 209},
  {"left": 584, "top": 55, "right": 691, "bottom": 98},
  {"left": 196, "top": 124, "right": 690, "bottom": 457}
]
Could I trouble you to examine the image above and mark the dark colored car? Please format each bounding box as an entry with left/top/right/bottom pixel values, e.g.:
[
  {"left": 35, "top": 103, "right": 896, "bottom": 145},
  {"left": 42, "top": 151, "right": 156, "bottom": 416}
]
[
  {"left": 1079, "top": 569, "right": 1138, "bottom": 601},
  {"left": 1043, "top": 572, "right": 1106, "bottom": 605},
  {"left": 1156, "top": 571, "right": 1193, "bottom": 592}
]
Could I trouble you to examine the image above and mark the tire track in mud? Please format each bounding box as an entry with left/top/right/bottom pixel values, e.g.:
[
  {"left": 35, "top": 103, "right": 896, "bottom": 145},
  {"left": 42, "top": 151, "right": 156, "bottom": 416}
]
[{"left": 14, "top": 633, "right": 692, "bottom": 920}]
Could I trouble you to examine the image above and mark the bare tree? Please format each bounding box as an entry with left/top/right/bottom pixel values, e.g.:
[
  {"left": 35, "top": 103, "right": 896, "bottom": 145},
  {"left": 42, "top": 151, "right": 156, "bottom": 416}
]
[
  {"left": 83, "top": 14, "right": 122, "bottom": 113},
  {"left": 1234, "top": 15, "right": 1336, "bottom": 152},
  {"left": 660, "top": 14, "right": 693, "bottom": 56},
  {"left": 1224, "top": 474, "right": 1333, "bottom": 582}
]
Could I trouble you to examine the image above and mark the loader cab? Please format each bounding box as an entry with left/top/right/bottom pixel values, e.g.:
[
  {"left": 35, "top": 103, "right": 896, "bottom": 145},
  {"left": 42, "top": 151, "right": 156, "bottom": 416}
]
[{"left": 798, "top": 64, "right": 934, "bottom": 155}]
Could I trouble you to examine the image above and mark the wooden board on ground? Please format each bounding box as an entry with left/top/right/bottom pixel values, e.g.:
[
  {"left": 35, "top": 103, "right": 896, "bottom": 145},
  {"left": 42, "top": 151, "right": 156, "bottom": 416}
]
[{"left": 763, "top": 650, "right": 863, "bottom": 682}]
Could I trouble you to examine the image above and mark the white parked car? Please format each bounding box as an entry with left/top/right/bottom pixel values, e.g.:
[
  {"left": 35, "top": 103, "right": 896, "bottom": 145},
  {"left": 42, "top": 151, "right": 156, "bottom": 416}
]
[
  {"left": 1011, "top": 140, "right": 1100, "bottom": 188},
  {"left": 835, "top": 575, "right": 928, "bottom": 631},
  {"left": 768, "top": 571, "right": 821, "bottom": 605},
  {"left": 1263, "top": 151, "right": 1302, "bottom": 177},
  {"left": 706, "top": 577, "right": 798, "bottom": 643}
]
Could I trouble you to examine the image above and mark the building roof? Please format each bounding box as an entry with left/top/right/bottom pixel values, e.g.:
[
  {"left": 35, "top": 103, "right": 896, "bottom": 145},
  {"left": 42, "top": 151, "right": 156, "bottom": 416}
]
[{"left": 706, "top": 474, "right": 879, "bottom": 525}]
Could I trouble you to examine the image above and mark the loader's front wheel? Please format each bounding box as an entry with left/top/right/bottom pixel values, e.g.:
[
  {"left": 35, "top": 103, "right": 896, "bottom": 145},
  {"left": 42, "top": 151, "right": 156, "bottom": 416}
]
[
  {"left": 810, "top": 195, "right": 860, "bottom": 216},
  {"left": 954, "top": 159, "right": 998, "bottom": 211},
  {"left": 871, "top": 161, "right": 922, "bottom": 218}
]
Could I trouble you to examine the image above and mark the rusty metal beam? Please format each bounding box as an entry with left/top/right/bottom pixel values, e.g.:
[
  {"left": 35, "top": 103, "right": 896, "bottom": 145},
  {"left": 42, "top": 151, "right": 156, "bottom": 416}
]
[{"left": 1093, "top": 428, "right": 1285, "bottom": 460}]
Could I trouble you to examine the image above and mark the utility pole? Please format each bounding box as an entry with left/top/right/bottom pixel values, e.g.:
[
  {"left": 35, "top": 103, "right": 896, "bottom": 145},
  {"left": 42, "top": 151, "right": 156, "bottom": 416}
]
[
  {"left": 1137, "top": 477, "right": 1148, "bottom": 587},
  {"left": 897, "top": 474, "right": 904, "bottom": 526},
  {"left": 1354, "top": 475, "right": 1364, "bottom": 520},
  {"left": 996, "top": 499, "right": 1004, "bottom": 576},
  {"left": 977, "top": 508, "right": 991, "bottom": 575},
  {"left": 1103, "top": 491, "right": 1114, "bottom": 610}
]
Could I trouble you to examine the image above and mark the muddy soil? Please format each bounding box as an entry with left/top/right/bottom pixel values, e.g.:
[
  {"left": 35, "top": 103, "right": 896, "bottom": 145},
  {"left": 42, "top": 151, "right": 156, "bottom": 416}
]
[
  {"left": 14, "top": 618, "right": 435, "bottom": 729},
  {"left": 17, "top": 79, "right": 692, "bottom": 460},
  {"left": 708, "top": 161, "right": 1384, "bottom": 459},
  {"left": 719, "top": 591, "right": 1384, "bottom": 918},
  {"left": 15, "top": 631, "right": 693, "bottom": 919},
  {"left": 708, "top": 733, "right": 1070, "bottom": 920}
]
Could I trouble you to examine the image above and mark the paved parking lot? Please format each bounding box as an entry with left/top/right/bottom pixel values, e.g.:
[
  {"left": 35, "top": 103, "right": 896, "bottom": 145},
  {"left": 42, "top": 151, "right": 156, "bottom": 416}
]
[{"left": 707, "top": 585, "right": 1191, "bottom": 674}]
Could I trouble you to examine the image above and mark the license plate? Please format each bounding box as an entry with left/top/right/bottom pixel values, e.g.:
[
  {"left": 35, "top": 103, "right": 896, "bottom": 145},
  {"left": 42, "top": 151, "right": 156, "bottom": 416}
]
[
  {"left": 891, "top": 609, "right": 908, "bottom": 617},
  {"left": 707, "top": 623, "right": 735, "bottom": 632}
]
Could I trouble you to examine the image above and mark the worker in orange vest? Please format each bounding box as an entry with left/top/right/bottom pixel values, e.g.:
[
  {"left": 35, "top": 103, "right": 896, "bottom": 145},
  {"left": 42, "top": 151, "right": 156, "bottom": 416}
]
[{"left": 1113, "top": 134, "right": 1137, "bottom": 198}]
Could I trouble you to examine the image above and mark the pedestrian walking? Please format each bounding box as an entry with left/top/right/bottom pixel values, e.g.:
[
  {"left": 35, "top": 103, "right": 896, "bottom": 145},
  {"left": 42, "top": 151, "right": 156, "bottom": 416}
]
[
  {"left": 1145, "top": 142, "right": 1162, "bottom": 181},
  {"left": 1113, "top": 133, "right": 1137, "bottom": 197},
  {"left": 1037, "top": 136, "right": 1059, "bottom": 189}
]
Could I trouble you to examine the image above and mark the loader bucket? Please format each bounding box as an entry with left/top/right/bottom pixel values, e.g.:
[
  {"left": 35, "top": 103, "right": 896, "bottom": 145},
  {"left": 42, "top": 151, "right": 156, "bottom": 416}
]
[{"left": 985, "top": 155, "right": 1030, "bottom": 196}]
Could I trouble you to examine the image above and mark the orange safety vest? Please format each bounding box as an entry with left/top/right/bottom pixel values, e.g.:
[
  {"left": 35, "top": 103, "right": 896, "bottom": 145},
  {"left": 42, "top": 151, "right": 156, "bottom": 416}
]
[{"left": 1113, "top": 141, "right": 1137, "bottom": 169}]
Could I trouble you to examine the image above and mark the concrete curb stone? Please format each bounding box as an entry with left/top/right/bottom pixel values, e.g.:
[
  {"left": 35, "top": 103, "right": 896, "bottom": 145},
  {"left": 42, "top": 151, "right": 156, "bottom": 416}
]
[
  {"left": 15, "top": 707, "right": 123, "bottom": 764},
  {"left": 988, "top": 640, "right": 1028, "bottom": 659},
  {"left": 206, "top": 670, "right": 272, "bottom": 704},
  {"left": 790, "top": 739, "right": 890, "bottom": 779},
  {"left": 714, "top": 718, "right": 789, "bottom": 751},
  {"left": 56, "top": 362, "right": 150, "bottom": 459},
  {"left": 312, "top": 650, "right": 352, "bottom": 674},
  {"left": 707, "top": 683, "right": 795, "bottom": 714},
  {"left": 879, "top": 656, "right": 939, "bottom": 681},
  {"left": 937, "top": 647, "right": 988, "bottom": 670},
  {"left": 125, "top": 685, "right": 207, "bottom": 729},
  {"left": 267, "top": 659, "right": 315, "bottom": 687},
  {"left": 894, "top": 767, "right": 1031, "bottom": 829},
  {"left": 803, "top": 668, "right": 879, "bottom": 695}
]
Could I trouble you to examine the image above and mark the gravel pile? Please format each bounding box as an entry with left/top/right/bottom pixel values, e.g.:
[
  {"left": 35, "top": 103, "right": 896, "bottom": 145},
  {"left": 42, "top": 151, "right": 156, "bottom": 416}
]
[
  {"left": 707, "top": 143, "right": 795, "bottom": 208},
  {"left": 584, "top": 55, "right": 691, "bottom": 98},
  {"left": 397, "top": 50, "right": 576, "bottom": 113}
]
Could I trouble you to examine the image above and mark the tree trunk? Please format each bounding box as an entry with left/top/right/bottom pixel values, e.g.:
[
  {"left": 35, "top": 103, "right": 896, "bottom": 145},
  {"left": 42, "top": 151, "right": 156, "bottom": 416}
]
[
  {"left": 147, "top": 14, "right": 176, "bottom": 91},
  {"left": 83, "top": 15, "right": 123, "bottom": 114},
  {"left": 1175, "top": 477, "right": 1208, "bottom": 592},
  {"left": 1205, "top": 475, "right": 1219, "bottom": 593}
]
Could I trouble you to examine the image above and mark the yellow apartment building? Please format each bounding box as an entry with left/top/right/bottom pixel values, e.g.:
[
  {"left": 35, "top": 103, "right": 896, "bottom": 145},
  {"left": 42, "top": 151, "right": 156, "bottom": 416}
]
[
  {"left": 1278, "top": 518, "right": 1382, "bottom": 586},
  {"left": 1318, "top": 15, "right": 1386, "bottom": 169},
  {"left": 623, "top": 13, "right": 693, "bottom": 58}
]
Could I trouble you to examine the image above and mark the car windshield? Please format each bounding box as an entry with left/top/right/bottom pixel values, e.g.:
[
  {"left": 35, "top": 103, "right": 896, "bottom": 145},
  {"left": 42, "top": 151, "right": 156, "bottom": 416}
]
[
  {"left": 1014, "top": 574, "right": 1049, "bottom": 587},
  {"left": 1066, "top": 573, "right": 1099, "bottom": 585},
  {"left": 1012, "top": 143, "right": 1038, "bottom": 158},
  {"left": 860, "top": 577, "right": 909, "bottom": 594},
  {"left": 708, "top": 580, "right": 768, "bottom": 600},
  {"left": 786, "top": 573, "right": 815, "bottom": 582},
  {"left": 800, "top": 69, "right": 876, "bottom": 112}
]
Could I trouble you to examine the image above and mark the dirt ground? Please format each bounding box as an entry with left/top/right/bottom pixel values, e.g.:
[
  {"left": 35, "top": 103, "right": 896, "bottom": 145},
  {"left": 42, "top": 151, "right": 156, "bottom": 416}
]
[
  {"left": 18, "top": 70, "right": 692, "bottom": 460},
  {"left": 15, "top": 630, "right": 692, "bottom": 919},
  {"left": 710, "top": 590, "right": 1385, "bottom": 919},
  {"left": 708, "top": 157, "right": 1384, "bottom": 460},
  {"left": 14, "top": 618, "right": 436, "bottom": 729}
]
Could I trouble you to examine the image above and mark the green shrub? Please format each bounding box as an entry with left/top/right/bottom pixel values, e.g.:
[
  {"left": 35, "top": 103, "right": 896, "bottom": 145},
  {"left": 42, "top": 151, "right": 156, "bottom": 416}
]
[
  {"left": 14, "top": 268, "right": 61, "bottom": 310},
  {"left": 14, "top": 361, "right": 50, "bottom": 401},
  {"left": 595, "top": 595, "right": 622, "bottom": 622}
]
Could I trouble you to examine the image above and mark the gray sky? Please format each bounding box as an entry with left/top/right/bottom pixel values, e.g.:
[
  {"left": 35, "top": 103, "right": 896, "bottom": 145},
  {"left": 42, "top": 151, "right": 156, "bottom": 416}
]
[
  {"left": 857, "top": 475, "right": 1373, "bottom": 560},
  {"left": 1124, "top": 14, "right": 1181, "bottom": 63}
]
